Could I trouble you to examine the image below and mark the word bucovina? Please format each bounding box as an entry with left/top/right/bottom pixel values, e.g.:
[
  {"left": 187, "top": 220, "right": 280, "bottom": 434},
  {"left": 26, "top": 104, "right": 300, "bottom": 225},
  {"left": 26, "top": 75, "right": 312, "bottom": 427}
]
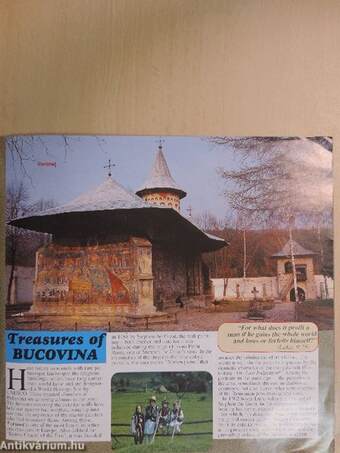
[{"left": 12, "top": 348, "right": 98, "bottom": 361}]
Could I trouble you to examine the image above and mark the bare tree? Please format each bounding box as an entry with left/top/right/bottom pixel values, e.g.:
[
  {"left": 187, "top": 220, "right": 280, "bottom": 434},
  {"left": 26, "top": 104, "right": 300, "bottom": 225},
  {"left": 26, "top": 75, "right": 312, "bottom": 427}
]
[
  {"left": 6, "top": 182, "right": 30, "bottom": 304},
  {"left": 6, "top": 135, "right": 107, "bottom": 182},
  {"left": 6, "top": 182, "right": 56, "bottom": 304},
  {"left": 211, "top": 136, "right": 333, "bottom": 153},
  {"left": 192, "top": 210, "right": 224, "bottom": 231},
  {"left": 213, "top": 136, "right": 333, "bottom": 303},
  {"left": 214, "top": 138, "right": 332, "bottom": 224}
]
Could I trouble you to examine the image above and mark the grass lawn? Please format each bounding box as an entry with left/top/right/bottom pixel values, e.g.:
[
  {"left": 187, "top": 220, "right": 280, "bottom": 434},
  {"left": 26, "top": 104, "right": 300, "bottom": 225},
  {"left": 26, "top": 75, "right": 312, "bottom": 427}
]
[
  {"left": 111, "top": 391, "right": 212, "bottom": 452},
  {"left": 296, "top": 299, "right": 334, "bottom": 330},
  {"left": 300, "top": 298, "right": 334, "bottom": 306}
]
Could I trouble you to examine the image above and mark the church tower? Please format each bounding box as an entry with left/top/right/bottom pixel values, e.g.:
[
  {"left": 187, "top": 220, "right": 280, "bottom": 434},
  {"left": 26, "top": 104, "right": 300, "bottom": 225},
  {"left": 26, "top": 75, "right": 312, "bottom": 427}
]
[{"left": 136, "top": 143, "right": 186, "bottom": 211}]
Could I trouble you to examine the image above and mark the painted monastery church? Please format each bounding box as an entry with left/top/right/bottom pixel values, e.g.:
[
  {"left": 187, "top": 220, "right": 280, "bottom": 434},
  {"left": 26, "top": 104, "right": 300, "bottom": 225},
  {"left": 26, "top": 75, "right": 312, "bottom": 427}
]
[
  {"left": 10, "top": 144, "right": 226, "bottom": 328},
  {"left": 9, "top": 144, "right": 332, "bottom": 329}
]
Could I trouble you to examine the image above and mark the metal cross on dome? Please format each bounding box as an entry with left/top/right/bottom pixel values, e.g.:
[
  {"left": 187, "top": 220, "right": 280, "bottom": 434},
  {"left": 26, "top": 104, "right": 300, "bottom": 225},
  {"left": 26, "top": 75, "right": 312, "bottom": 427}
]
[
  {"left": 157, "top": 137, "right": 165, "bottom": 150},
  {"left": 104, "top": 159, "right": 116, "bottom": 177}
]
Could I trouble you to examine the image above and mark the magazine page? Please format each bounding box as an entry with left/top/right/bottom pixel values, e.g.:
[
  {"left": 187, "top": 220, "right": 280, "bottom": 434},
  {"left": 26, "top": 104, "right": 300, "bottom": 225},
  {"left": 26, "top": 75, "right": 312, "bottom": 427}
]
[{"left": 4, "top": 135, "right": 333, "bottom": 452}]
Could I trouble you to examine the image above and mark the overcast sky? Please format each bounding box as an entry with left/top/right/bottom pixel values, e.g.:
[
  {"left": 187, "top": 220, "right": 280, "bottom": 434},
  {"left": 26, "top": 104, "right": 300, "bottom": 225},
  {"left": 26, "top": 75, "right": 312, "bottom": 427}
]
[
  {"left": 6, "top": 135, "right": 332, "bottom": 225},
  {"left": 6, "top": 135, "right": 239, "bottom": 220}
]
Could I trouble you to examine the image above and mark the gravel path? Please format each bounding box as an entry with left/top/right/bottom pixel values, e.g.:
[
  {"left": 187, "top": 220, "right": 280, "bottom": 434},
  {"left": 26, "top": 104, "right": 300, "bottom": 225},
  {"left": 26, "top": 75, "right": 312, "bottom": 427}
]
[
  {"left": 152, "top": 302, "right": 295, "bottom": 331},
  {"left": 7, "top": 302, "right": 296, "bottom": 332}
]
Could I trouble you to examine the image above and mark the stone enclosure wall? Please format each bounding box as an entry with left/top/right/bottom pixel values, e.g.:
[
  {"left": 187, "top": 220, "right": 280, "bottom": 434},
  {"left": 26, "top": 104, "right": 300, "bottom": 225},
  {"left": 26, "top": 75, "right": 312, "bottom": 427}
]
[
  {"left": 212, "top": 276, "right": 278, "bottom": 301},
  {"left": 212, "top": 273, "right": 334, "bottom": 302},
  {"left": 6, "top": 265, "right": 35, "bottom": 305}
]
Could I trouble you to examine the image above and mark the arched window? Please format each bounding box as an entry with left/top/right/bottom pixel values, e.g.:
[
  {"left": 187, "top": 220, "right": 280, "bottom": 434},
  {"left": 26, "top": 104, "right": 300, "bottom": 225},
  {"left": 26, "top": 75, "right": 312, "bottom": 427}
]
[{"left": 284, "top": 261, "right": 293, "bottom": 273}]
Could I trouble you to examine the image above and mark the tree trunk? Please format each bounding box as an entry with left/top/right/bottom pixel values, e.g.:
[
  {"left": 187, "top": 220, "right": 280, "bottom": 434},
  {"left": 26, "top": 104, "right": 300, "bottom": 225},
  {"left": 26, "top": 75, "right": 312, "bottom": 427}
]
[
  {"left": 223, "top": 278, "right": 228, "bottom": 298},
  {"left": 7, "top": 259, "right": 16, "bottom": 305},
  {"left": 323, "top": 275, "right": 329, "bottom": 300},
  {"left": 317, "top": 224, "right": 329, "bottom": 299},
  {"left": 242, "top": 229, "right": 247, "bottom": 300},
  {"left": 289, "top": 226, "right": 299, "bottom": 303},
  {"left": 243, "top": 229, "right": 247, "bottom": 279}
]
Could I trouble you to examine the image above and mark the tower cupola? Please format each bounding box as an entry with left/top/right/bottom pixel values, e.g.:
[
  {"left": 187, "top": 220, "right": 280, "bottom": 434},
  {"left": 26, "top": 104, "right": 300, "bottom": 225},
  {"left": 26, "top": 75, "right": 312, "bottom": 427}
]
[{"left": 136, "top": 143, "right": 186, "bottom": 211}]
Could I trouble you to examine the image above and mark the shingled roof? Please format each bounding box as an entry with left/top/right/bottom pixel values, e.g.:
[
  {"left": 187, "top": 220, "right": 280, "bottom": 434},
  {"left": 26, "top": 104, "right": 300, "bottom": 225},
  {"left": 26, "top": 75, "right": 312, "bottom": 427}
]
[
  {"left": 29, "top": 176, "right": 151, "bottom": 215},
  {"left": 271, "top": 240, "right": 317, "bottom": 258},
  {"left": 9, "top": 176, "right": 226, "bottom": 253},
  {"left": 136, "top": 146, "right": 187, "bottom": 199}
]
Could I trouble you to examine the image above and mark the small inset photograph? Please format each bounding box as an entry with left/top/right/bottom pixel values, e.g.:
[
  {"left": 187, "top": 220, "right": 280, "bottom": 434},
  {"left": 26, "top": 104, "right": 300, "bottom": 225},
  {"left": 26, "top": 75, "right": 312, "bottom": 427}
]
[{"left": 111, "top": 371, "right": 213, "bottom": 452}]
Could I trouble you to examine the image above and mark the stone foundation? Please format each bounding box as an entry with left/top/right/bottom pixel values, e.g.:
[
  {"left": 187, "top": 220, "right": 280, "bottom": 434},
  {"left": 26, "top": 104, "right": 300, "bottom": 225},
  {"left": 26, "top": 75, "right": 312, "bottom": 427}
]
[{"left": 8, "top": 310, "right": 176, "bottom": 331}]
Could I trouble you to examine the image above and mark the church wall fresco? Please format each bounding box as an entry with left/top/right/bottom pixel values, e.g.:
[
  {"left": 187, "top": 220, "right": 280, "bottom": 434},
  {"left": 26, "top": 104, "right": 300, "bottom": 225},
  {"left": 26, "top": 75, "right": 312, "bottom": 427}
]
[
  {"left": 32, "top": 234, "right": 206, "bottom": 315},
  {"left": 34, "top": 240, "right": 136, "bottom": 307},
  {"left": 30, "top": 236, "right": 156, "bottom": 317}
]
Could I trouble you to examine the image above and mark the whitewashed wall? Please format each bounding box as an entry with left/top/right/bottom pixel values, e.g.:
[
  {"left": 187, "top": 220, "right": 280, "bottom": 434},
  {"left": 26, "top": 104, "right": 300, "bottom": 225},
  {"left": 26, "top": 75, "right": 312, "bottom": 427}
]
[
  {"left": 314, "top": 275, "right": 334, "bottom": 299},
  {"left": 6, "top": 266, "right": 334, "bottom": 305},
  {"left": 212, "top": 275, "right": 334, "bottom": 301},
  {"left": 212, "top": 277, "right": 279, "bottom": 301},
  {"left": 5, "top": 266, "right": 35, "bottom": 304}
]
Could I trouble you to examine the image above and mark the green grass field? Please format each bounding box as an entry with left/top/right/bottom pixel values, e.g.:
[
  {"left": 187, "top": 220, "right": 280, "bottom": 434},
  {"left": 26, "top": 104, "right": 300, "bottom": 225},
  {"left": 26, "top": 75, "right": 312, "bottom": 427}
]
[{"left": 111, "top": 390, "right": 212, "bottom": 452}]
